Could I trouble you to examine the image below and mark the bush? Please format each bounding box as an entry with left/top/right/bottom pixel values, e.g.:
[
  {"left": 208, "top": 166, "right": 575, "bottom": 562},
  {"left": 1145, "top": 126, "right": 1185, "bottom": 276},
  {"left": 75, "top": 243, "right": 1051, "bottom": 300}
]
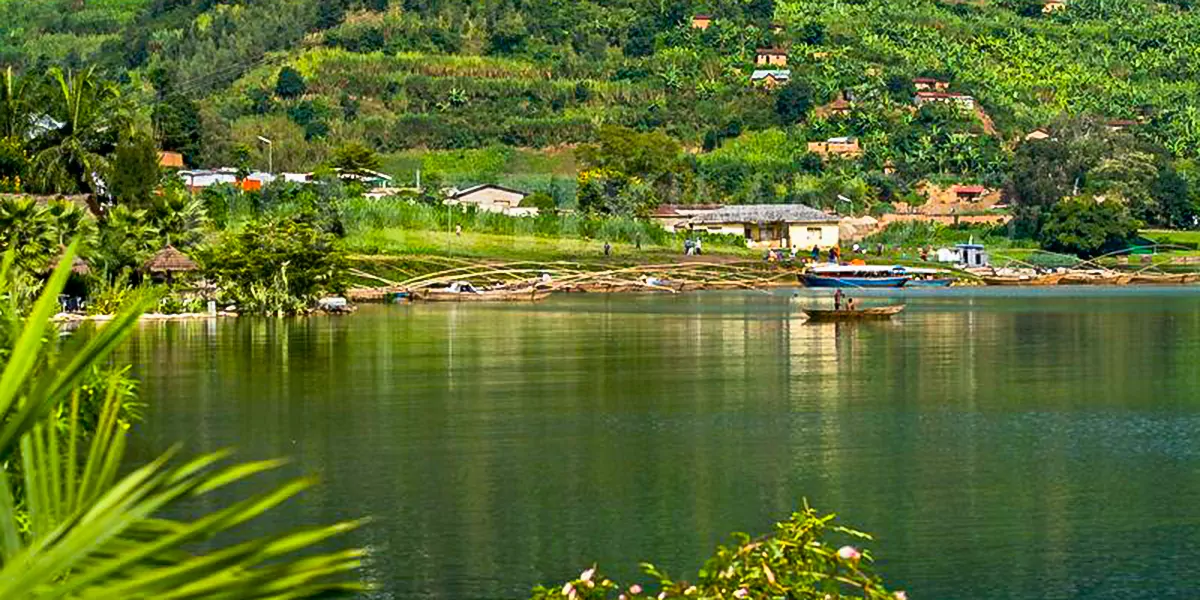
[
  {"left": 531, "top": 504, "right": 905, "bottom": 600},
  {"left": 1039, "top": 197, "right": 1142, "bottom": 257}
]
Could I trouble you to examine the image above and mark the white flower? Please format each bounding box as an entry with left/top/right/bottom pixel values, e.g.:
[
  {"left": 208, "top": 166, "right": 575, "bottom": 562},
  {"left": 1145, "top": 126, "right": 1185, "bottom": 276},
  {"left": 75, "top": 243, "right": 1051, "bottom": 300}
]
[
  {"left": 562, "top": 582, "right": 575, "bottom": 597},
  {"left": 580, "top": 567, "right": 596, "bottom": 582},
  {"left": 630, "top": 584, "right": 643, "bottom": 595},
  {"left": 837, "top": 545, "right": 862, "bottom": 561},
  {"left": 894, "top": 592, "right": 909, "bottom": 600},
  {"left": 733, "top": 588, "right": 749, "bottom": 599}
]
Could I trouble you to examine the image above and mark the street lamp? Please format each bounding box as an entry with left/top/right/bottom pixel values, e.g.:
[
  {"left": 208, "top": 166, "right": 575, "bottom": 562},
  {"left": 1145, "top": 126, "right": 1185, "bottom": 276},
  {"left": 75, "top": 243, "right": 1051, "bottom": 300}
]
[{"left": 256, "top": 136, "right": 273, "bottom": 174}]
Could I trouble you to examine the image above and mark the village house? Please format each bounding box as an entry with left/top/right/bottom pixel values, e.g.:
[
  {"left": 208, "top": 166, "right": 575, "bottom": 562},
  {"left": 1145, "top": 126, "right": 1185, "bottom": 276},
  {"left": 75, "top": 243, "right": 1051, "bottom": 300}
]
[
  {"left": 913, "top": 78, "right": 950, "bottom": 92},
  {"left": 951, "top": 185, "right": 987, "bottom": 203},
  {"left": 755, "top": 48, "right": 789, "bottom": 67},
  {"left": 750, "top": 69, "right": 791, "bottom": 88},
  {"left": 1024, "top": 128, "right": 1052, "bottom": 141},
  {"left": 1106, "top": 119, "right": 1138, "bottom": 132},
  {"left": 813, "top": 93, "right": 852, "bottom": 118},
  {"left": 691, "top": 14, "right": 713, "bottom": 30},
  {"left": 915, "top": 91, "right": 976, "bottom": 110},
  {"left": 807, "top": 137, "right": 863, "bottom": 159},
  {"left": 447, "top": 184, "right": 536, "bottom": 217},
  {"left": 158, "top": 151, "right": 184, "bottom": 169},
  {"left": 687, "top": 204, "right": 840, "bottom": 250},
  {"left": 650, "top": 204, "right": 723, "bottom": 232},
  {"left": 1043, "top": 0, "right": 1067, "bottom": 12}
]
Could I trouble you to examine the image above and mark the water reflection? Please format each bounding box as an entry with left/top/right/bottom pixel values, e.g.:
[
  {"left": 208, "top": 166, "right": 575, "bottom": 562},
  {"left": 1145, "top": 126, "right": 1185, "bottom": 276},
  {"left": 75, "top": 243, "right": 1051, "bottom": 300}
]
[{"left": 121, "top": 290, "right": 1200, "bottom": 600}]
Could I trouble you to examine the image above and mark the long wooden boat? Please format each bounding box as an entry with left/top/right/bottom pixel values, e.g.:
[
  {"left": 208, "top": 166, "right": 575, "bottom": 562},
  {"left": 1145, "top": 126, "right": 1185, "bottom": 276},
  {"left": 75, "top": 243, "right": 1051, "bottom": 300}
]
[
  {"left": 802, "top": 305, "right": 906, "bottom": 322},
  {"left": 981, "top": 274, "right": 1064, "bottom": 287},
  {"left": 1059, "top": 273, "right": 1132, "bottom": 286},
  {"left": 904, "top": 278, "right": 954, "bottom": 288},
  {"left": 1129, "top": 273, "right": 1200, "bottom": 285},
  {"left": 411, "top": 288, "right": 550, "bottom": 302}
]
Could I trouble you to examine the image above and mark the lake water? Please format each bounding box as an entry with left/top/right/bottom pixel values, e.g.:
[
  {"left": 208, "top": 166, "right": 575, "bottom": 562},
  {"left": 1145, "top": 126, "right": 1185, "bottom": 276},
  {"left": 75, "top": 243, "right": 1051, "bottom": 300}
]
[{"left": 122, "top": 288, "right": 1200, "bottom": 599}]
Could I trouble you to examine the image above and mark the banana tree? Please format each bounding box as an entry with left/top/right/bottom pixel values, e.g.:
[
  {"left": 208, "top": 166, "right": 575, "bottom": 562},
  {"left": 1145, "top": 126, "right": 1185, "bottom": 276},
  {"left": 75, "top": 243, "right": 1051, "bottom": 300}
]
[{"left": 0, "top": 245, "right": 366, "bottom": 598}]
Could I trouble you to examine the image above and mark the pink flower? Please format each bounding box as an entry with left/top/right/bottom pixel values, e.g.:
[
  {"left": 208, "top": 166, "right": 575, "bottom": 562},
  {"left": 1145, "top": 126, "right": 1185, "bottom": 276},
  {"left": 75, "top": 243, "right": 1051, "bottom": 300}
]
[
  {"left": 630, "top": 585, "right": 643, "bottom": 595},
  {"left": 733, "top": 588, "right": 749, "bottom": 598},
  {"left": 837, "top": 546, "right": 862, "bottom": 561},
  {"left": 580, "top": 567, "right": 596, "bottom": 582},
  {"left": 894, "top": 592, "right": 908, "bottom": 600},
  {"left": 620, "top": 596, "right": 628, "bottom": 600},
  {"left": 562, "top": 583, "right": 573, "bottom": 596}
]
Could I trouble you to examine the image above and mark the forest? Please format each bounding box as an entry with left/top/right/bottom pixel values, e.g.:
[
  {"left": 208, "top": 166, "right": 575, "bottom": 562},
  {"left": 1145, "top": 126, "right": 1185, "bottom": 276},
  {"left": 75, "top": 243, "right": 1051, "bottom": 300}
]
[{"left": 2, "top": 0, "right": 1200, "bottom": 252}]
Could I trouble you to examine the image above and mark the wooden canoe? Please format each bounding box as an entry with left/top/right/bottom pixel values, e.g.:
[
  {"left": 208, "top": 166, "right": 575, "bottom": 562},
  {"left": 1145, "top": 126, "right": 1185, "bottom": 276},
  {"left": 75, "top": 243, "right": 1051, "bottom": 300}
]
[
  {"left": 1129, "top": 273, "right": 1199, "bottom": 285},
  {"left": 802, "top": 305, "right": 905, "bottom": 322},
  {"left": 982, "top": 274, "right": 1064, "bottom": 287},
  {"left": 1059, "top": 273, "right": 1131, "bottom": 286},
  {"left": 411, "top": 288, "right": 550, "bottom": 302}
]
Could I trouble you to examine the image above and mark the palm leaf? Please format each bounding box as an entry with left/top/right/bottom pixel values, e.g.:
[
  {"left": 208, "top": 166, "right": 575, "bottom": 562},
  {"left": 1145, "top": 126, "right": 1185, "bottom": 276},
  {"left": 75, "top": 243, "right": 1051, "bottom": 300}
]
[{"left": 0, "top": 245, "right": 366, "bottom": 597}]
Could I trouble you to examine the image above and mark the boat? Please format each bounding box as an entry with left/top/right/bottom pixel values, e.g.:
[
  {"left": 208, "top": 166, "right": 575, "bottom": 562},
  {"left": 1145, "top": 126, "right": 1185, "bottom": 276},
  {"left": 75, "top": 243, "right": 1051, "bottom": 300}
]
[
  {"left": 1129, "top": 273, "right": 1200, "bottom": 285},
  {"left": 901, "top": 267, "right": 955, "bottom": 287},
  {"left": 981, "top": 273, "right": 1065, "bottom": 287},
  {"left": 802, "top": 305, "right": 906, "bottom": 322},
  {"left": 1059, "top": 271, "right": 1131, "bottom": 286},
  {"left": 411, "top": 282, "right": 550, "bottom": 302},
  {"left": 799, "top": 265, "right": 911, "bottom": 288}
]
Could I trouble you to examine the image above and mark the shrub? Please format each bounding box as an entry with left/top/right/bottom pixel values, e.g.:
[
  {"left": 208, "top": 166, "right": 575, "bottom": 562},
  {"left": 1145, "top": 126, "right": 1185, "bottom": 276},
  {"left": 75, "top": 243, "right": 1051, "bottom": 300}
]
[{"left": 1040, "top": 197, "right": 1142, "bottom": 257}]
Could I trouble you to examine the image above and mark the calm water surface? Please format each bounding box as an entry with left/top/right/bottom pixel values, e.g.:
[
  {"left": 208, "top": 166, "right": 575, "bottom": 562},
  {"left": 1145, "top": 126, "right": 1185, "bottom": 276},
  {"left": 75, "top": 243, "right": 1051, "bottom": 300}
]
[{"left": 122, "top": 288, "right": 1200, "bottom": 599}]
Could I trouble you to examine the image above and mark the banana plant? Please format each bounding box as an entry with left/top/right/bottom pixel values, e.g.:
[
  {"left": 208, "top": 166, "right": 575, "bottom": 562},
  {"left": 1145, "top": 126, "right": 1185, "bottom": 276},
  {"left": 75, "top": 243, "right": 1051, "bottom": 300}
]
[{"left": 0, "top": 244, "right": 365, "bottom": 598}]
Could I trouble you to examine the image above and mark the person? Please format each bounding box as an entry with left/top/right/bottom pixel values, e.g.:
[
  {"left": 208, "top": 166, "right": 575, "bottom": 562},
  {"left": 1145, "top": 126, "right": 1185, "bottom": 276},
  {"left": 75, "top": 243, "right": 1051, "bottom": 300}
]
[
  {"left": 635, "top": 238, "right": 642, "bottom": 250},
  {"left": 684, "top": 239, "right": 694, "bottom": 256},
  {"left": 834, "top": 289, "right": 844, "bottom": 310},
  {"left": 847, "top": 296, "right": 858, "bottom": 311},
  {"left": 852, "top": 243, "right": 861, "bottom": 254},
  {"left": 920, "top": 246, "right": 929, "bottom": 261},
  {"left": 455, "top": 224, "right": 462, "bottom": 237},
  {"left": 811, "top": 246, "right": 820, "bottom": 262},
  {"left": 604, "top": 241, "right": 612, "bottom": 256},
  {"left": 876, "top": 243, "right": 884, "bottom": 256},
  {"left": 695, "top": 239, "right": 703, "bottom": 255}
]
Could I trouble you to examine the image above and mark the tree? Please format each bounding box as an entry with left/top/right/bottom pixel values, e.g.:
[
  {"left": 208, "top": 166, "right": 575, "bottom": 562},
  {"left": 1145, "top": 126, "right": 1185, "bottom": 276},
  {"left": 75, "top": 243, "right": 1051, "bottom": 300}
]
[
  {"left": 1040, "top": 197, "right": 1141, "bottom": 257},
  {"left": 330, "top": 142, "right": 381, "bottom": 174},
  {"left": 28, "top": 68, "right": 130, "bottom": 215},
  {"left": 775, "top": 80, "right": 814, "bottom": 124},
  {"left": 0, "top": 251, "right": 365, "bottom": 598},
  {"left": 152, "top": 92, "right": 202, "bottom": 161},
  {"left": 274, "top": 66, "right": 307, "bottom": 100},
  {"left": 519, "top": 191, "right": 557, "bottom": 212},
  {"left": 108, "top": 132, "right": 161, "bottom": 208},
  {"left": 1152, "top": 165, "right": 1197, "bottom": 229}
]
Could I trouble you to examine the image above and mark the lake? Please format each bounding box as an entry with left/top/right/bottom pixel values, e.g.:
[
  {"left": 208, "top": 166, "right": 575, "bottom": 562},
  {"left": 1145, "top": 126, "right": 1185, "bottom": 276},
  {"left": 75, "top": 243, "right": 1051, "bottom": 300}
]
[{"left": 122, "top": 288, "right": 1200, "bottom": 599}]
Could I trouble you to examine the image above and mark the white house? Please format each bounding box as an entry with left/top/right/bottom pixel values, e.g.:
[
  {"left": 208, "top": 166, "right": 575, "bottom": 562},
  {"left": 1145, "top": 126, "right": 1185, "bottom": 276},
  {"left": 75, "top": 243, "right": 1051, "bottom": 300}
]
[
  {"left": 687, "top": 204, "right": 840, "bottom": 250},
  {"left": 447, "top": 184, "right": 536, "bottom": 216}
]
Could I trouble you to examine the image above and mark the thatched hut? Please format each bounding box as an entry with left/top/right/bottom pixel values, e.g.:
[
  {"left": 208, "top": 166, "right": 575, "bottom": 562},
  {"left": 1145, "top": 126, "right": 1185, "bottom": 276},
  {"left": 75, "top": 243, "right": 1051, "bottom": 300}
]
[
  {"left": 46, "top": 247, "right": 91, "bottom": 276},
  {"left": 144, "top": 246, "right": 198, "bottom": 283}
]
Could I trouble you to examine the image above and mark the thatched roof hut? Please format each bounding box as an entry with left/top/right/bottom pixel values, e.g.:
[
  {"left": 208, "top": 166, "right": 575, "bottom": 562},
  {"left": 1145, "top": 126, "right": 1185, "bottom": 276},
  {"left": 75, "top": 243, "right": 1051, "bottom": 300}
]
[
  {"left": 46, "top": 247, "right": 91, "bottom": 276},
  {"left": 144, "top": 245, "right": 198, "bottom": 273}
]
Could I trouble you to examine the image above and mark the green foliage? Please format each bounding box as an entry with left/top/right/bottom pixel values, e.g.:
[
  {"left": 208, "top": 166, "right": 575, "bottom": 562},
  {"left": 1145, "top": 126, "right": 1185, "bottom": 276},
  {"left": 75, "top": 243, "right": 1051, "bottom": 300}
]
[
  {"left": 0, "top": 248, "right": 365, "bottom": 597},
  {"left": 197, "top": 217, "right": 347, "bottom": 315},
  {"left": 519, "top": 191, "right": 556, "bottom": 211},
  {"left": 275, "top": 66, "right": 308, "bottom": 100},
  {"left": 1040, "top": 197, "right": 1142, "bottom": 257},
  {"left": 775, "top": 79, "right": 814, "bottom": 125},
  {"left": 531, "top": 503, "right": 903, "bottom": 600},
  {"left": 107, "top": 131, "right": 160, "bottom": 208},
  {"left": 330, "top": 141, "right": 381, "bottom": 174}
]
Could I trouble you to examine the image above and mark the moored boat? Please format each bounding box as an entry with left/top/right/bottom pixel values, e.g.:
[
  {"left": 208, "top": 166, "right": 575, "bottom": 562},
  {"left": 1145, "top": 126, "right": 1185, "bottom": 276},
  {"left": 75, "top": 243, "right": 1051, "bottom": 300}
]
[
  {"left": 1129, "top": 273, "right": 1200, "bottom": 285},
  {"left": 800, "top": 265, "right": 911, "bottom": 288},
  {"left": 981, "top": 273, "right": 1064, "bottom": 286},
  {"left": 901, "top": 267, "right": 956, "bottom": 287},
  {"left": 802, "top": 305, "right": 906, "bottom": 321},
  {"left": 412, "top": 282, "right": 550, "bottom": 302}
]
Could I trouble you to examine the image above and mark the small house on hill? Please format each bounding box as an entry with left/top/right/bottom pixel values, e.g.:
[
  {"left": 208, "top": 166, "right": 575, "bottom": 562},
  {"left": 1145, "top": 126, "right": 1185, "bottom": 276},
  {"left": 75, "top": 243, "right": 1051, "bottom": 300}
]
[
  {"left": 159, "top": 151, "right": 184, "bottom": 169},
  {"left": 913, "top": 78, "right": 950, "bottom": 92},
  {"left": 755, "top": 48, "right": 789, "bottom": 67},
  {"left": 448, "top": 184, "right": 536, "bottom": 216},
  {"left": 1024, "top": 128, "right": 1052, "bottom": 141},
  {"left": 687, "top": 204, "right": 840, "bottom": 250},
  {"left": 691, "top": 14, "right": 713, "bottom": 30},
  {"left": 915, "top": 91, "right": 976, "bottom": 110},
  {"left": 807, "top": 137, "right": 862, "bottom": 159},
  {"left": 952, "top": 185, "right": 987, "bottom": 203},
  {"left": 750, "top": 69, "right": 791, "bottom": 88},
  {"left": 1043, "top": 0, "right": 1067, "bottom": 12}
]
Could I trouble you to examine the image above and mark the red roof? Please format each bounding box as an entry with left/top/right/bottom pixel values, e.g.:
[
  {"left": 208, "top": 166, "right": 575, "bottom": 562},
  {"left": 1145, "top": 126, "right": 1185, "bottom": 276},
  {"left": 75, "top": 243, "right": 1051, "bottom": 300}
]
[
  {"left": 954, "top": 185, "right": 986, "bottom": 194},
  {"left": 693, "top": 14, "right": 712, "bottom": 19},
  {"left": 756, "top": 47, "right": 788, "bottom": 54}
]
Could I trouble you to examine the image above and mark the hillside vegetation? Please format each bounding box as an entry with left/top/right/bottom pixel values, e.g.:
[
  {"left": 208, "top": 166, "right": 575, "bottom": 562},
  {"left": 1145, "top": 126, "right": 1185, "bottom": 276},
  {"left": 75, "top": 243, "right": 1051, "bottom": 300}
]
[{"left": 2, "top": 0, "right": 1200, "bottom": 252}]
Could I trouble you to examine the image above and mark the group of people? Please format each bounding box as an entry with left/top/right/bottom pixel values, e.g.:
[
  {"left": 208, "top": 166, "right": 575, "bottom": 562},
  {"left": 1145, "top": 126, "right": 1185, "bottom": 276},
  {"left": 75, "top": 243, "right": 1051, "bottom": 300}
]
[{"left": 683, "top": 238, "right": 703, "bottom": 256}]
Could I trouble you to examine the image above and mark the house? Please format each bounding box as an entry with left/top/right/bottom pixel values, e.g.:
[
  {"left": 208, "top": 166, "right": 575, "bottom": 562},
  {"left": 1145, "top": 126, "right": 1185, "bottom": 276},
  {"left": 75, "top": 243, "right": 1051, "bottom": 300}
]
[
  {"left": 913, "top": 78, "right": 950, "bottom": 92},
  {"left": 691, "top": 14, "right": 713, "bottom": 30},
  {"left": 447, "top": 184, "right": 536, "bottom": 216},
  {"left": 750, "top": 69, "right": 791, "bottom": 88},
  {"left": 755, "top": 48, "right": 789, "bottom": 67},
  {"left": 178, "top": 169, "right": 282, "bottom": 193},
  {"left": 332, "top": 168, "right": 393, "bottom": 187},
  {"left": 914, "top": 91, "right": 976, "bottom": 110},
  {"left": 935, "top": 243, "right": 989, "bottom": 267},
  {"left": 807, "top": 137, "right": 863, "bottom": 159},
  {"left": 1024, "top": 128, "right": 1052, "bottom": 141},
  {"left": 1043, "top": 0, "right": 1067, "bottom": 12},
  {"left": 952, "top": 185, "right": 987, "bottom": 203},
  {"left": 770, "top": 22, "right": 785, "bottom": 34},
  {"left": 650, "top": 204, "right": 723, "bottom": 232},
  {"left": 813, "top": 93, "right": 852, "bottom": 118},
  {"left": 159, "top": 151, "right": 184, "bottom": 169},
  {"left": 686, "top": 204, "right": 840, "bottom": 250},
  {"left": 1106, "top": 119, "right": 1138, "bottom": 132}
]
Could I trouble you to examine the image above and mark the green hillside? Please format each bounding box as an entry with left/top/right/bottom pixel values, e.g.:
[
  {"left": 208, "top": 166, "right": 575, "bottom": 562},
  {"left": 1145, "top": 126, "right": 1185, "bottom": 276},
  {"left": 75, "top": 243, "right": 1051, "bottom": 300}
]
[{"left": 3, "top": 0, "right": 1200, "bottom": 239}]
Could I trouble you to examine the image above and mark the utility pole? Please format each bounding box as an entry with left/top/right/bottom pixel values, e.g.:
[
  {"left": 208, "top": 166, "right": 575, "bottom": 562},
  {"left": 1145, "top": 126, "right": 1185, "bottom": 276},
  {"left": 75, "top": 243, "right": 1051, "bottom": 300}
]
[{"left": 257, "top": 136, "right": 274, "bottom": 174}]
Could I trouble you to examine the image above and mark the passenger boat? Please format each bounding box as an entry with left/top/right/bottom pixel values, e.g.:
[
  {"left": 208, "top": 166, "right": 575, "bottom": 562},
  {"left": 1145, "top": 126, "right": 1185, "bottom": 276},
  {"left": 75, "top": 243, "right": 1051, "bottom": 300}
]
[
  {"left": 902, "top": 267, "right": 955, "bottom": 287},
  {"left": 799, "top": 265, "right": 911, "bottom": 288},
  {"left": 802, "top": 305, "right": 906, "bottom": 322},
  {"left": 411, "top": 282, "right": 550, "bottom": 302}
]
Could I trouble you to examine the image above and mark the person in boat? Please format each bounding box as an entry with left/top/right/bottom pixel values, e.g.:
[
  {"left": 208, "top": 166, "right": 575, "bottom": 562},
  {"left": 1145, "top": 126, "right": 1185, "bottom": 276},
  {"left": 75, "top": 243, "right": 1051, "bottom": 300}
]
[
  {"left": 847, "top": 297, "right": 858, "bottom": 311},
  {"left": 834, "top": 289, "right": 845, "bottom": 310}
]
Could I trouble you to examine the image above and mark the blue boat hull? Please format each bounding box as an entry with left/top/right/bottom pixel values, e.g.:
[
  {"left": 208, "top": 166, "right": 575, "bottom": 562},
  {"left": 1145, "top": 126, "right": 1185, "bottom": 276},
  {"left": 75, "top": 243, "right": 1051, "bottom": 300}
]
[
  {"left": 801, "top": 275, "right": 910, "bottom": 288},
  {"left": 904, "top": 279, "right": 954, "bottom": 288}
]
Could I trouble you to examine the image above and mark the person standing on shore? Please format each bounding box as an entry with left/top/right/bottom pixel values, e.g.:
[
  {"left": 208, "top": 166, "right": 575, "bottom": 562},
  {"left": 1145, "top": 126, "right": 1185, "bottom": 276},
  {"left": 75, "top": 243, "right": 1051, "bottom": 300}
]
[{"left": 604, "top": 241, "right": 612, "bottom": 256}]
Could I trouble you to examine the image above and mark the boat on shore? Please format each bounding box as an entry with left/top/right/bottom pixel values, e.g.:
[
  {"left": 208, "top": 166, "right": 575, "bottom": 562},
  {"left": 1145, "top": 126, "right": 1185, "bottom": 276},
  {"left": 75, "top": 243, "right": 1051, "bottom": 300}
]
[
  {"left": 981, "top": 273, "right": 1065, "bottom": 287},
  {"left": 1059, "top": 272, "right": 1133, "bottom": 286},
  {"left": 412, "top": 282, "right": 550, "bottom": 302},
  {"left": 802, "top": 305, "right": 906, "bottom": 322},
  {"left": 800, "top": 265, "right": 910, "bottom": 288},
  {"left": 1129, "top": 273, "right": 1200, "bottom": 285}
]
